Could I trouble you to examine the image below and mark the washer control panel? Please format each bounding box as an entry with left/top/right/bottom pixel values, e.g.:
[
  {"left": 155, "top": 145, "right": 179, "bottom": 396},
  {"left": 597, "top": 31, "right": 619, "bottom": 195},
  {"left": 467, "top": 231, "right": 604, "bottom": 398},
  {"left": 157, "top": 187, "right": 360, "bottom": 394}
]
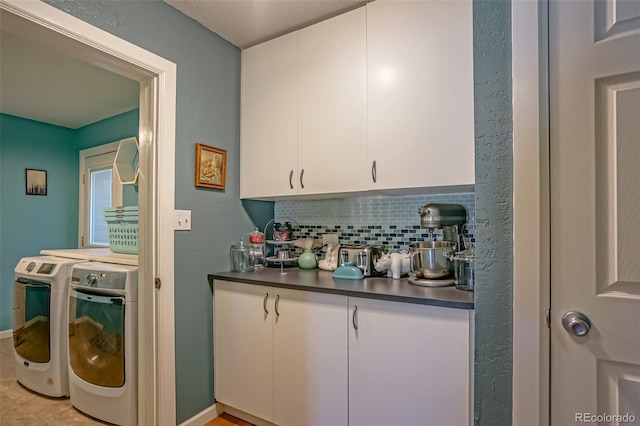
[
  {"left": 15, "top": 258, "right": 58, "bottom": 276},
  {"left": 71, "top": 268, "right": 127, "bottom": 290}
]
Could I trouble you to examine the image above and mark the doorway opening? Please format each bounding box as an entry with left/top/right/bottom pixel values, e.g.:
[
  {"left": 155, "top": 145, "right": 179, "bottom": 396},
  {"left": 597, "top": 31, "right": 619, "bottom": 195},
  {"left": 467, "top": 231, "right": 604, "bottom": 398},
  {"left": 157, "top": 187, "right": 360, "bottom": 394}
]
[{"left": 0, "top": 1, "right": 177, "bottom": 424}]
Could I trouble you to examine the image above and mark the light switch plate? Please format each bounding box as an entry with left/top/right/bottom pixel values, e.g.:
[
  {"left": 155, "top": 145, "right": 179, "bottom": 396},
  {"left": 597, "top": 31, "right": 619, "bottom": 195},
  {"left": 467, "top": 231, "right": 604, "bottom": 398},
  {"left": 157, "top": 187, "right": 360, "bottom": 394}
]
[{"left": 175, "top": 210, "right": 191, "bottom": 231}]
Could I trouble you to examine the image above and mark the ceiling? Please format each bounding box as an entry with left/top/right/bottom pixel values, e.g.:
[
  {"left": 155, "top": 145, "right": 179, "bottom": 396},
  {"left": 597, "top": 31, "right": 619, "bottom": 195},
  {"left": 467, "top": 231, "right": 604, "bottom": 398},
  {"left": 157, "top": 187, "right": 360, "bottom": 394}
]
[
  {"left": 0, "top": 1, "right": 367, "bottom": 129},
  {"left": 0, "top": 30, "right": 139, "bottom": 130},
  {"left": 165, "top": 0, "right": 368, "bottom": 49}
]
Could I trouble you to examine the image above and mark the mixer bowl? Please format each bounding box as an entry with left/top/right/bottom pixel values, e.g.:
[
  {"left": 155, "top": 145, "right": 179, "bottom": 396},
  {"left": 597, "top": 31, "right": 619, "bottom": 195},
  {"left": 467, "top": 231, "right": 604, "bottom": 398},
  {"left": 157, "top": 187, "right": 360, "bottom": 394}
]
[{"left": 409, "top": 241, "right": 456, "bottom": 279}]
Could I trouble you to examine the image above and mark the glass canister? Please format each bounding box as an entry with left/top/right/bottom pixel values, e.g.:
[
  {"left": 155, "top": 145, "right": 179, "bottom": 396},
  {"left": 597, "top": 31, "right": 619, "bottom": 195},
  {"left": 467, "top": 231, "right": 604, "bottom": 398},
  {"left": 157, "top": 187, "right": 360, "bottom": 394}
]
[
  {"left": 452, "top": 247, "right": 475, "bottom": 291},
  {"left": 230, "top": 238, "right": 255, "bottom": 272}
]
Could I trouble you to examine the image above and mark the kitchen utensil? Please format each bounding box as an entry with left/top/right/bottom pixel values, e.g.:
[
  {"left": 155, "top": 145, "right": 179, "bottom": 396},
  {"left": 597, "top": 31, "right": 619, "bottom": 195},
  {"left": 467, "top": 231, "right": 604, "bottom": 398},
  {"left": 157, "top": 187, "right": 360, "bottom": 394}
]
[
  {"left": 451, "top": 247, "right": 475, "bottom": 291},
  {"left": 230, "top": 238, "right": 254, "bottom": 272},
  {"left": 409, "top": 241, "right": 456, "bottom": 279}
]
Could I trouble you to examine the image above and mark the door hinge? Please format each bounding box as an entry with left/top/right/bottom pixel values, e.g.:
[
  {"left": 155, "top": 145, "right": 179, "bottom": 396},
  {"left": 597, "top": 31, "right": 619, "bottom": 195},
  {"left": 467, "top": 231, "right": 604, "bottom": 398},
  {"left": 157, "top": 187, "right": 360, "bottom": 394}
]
[
  {"left": 81, "top": 236, "right": 85, "bottom": 246},
  {"left": 82, "top": 174, "right": 85, "bottom": 184},
  {"left": 546, "top": 308, "right": 551, "bottom": 329},
  {"left": 155, "top": 277, "right": 162, "bottom": 290}
]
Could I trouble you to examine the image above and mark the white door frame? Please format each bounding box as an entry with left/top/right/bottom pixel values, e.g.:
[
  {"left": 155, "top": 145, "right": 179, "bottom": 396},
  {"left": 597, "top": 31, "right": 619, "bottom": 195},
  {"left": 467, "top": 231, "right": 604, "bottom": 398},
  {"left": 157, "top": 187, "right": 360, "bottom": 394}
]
[
  {"left": 0, "top": 1, "right": 177, "bottom": 424},
  {"left": 512, "top": 0, "right": 550, "bottom": 425}
]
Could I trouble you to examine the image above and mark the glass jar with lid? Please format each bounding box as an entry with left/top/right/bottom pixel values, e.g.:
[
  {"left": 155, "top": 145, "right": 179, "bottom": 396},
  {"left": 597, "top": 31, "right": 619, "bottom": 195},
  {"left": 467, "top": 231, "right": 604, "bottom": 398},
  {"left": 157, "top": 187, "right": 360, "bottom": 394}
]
[{"left": 230, "top": 238, "right": 254, "bottom": 272}]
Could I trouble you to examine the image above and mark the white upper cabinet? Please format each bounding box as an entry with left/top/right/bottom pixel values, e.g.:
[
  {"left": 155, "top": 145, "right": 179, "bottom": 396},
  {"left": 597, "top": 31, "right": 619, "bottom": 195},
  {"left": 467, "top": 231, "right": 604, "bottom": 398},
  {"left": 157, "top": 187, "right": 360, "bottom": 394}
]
[
  {"left": 241, "top": 32, "right": 298, "bottom": 199},
  {"left": 240, "top": 2, "right": 474, "bottom": 199},
  {"left": 297, "top": 7, "right": 368, "bottom": 195},
  {"left": 367, "top": 0, "right": 475, "bottom": 190}
]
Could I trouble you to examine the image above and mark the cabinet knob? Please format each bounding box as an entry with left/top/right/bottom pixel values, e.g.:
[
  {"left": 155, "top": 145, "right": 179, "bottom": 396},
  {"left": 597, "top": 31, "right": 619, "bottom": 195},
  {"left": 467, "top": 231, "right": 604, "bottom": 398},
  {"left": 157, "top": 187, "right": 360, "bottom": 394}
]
[
  {"left": 300, "top": 169, "right": 305, "bottom": 189},
  {"left": 263, "top": 293, "right": 269, "bottom": 315},
  {"left": 275, "top": 294, "right": 281, "bottom": 316},
  {"left": 289, "top": 170, "right": 294, "bottom": 189}
]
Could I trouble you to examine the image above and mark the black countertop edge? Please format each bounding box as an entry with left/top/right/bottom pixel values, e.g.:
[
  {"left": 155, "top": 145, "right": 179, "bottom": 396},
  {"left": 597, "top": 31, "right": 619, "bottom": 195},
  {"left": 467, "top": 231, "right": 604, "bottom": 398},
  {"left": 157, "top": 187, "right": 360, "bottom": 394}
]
[{"left": 208, "top": 270, "right": 474, "bottom": 310}]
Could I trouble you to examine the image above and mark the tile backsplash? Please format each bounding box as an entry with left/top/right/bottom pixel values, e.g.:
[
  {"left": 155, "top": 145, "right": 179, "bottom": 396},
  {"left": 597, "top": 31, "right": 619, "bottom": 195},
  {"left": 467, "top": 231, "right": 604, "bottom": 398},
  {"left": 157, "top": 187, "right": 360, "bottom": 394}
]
[{"left": 274, "top": 192, "right": 475, "bottom": 251}]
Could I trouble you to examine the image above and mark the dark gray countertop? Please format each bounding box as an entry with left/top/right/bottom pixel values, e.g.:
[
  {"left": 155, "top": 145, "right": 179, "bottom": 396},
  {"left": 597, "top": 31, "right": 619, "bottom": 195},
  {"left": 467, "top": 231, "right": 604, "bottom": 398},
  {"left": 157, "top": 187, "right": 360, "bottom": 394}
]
[{"left": 209, "top": 267, "right": 474, "bottom": 310}]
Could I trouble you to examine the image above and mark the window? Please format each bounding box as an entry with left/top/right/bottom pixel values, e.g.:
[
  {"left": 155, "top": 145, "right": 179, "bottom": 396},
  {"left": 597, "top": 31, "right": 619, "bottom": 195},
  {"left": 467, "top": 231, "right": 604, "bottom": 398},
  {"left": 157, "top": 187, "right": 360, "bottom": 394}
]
[{"left": 79, "top": 142, "right": 123, "bottom": 248}]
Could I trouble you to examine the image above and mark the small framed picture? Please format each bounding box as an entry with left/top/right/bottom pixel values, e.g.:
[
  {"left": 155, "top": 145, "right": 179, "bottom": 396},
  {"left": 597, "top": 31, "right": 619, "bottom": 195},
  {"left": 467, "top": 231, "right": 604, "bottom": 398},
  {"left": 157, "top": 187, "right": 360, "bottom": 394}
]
[
  {"left": 25, "top": 169, "right": 47, "bottom": 196},
  {"left": 195, "top": 143, "right": 227, "bottom": 190}
]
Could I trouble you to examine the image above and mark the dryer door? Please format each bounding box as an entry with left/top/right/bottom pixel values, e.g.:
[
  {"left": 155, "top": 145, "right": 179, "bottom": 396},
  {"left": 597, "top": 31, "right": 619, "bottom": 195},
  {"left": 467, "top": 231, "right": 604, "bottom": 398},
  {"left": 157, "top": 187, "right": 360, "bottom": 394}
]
[
  {"left": 13, "top": 278, "right": 51, "bottom": 363},
  {"left": 68, "top": 289, "right": 125, "bottom": 387}
]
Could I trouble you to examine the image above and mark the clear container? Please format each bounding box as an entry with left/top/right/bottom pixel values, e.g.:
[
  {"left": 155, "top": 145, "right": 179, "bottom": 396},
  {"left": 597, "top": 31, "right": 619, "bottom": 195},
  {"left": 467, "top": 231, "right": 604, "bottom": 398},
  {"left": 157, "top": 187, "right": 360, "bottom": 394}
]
[
  {"left": 230, "top": 238, "right": 254, "bottom": 272},
  {"left": 452, "top": 247, "right": 475, "bottom": 291}
]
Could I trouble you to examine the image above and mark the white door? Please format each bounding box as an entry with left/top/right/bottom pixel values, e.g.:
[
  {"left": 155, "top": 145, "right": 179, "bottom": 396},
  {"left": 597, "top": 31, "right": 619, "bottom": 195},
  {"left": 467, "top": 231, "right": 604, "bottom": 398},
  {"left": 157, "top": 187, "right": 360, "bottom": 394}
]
[
  {"left": 273, "top": 288, "right": 348, "bottom": 426},
  {"left": 550, "top": 0, "right": 640, "bottom": 423}
]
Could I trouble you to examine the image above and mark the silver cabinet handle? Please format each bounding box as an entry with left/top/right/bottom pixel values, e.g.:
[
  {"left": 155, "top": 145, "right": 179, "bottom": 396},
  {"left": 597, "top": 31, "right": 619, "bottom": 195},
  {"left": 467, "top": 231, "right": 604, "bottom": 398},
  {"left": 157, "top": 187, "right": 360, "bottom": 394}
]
[
  {"left": 562, "top": 311, "right": 591, "bottom": 336},
  {"left": 289, "top": 170, "right": 294, "bottom": 189},
  {"left": 371, "top": 161, "right": 377, "bottom": 183},
  {"left": 352, "top": 305, "right": 358, "bottom": 330},
  {"left": 263, "top": 293, "right": 269, "bottom": 314},
  {"left": 300, "top": 169, "right": 305, "bottom": 189},
  {"left": 275, "top": 294, "right": 280, "bottom": 316}
]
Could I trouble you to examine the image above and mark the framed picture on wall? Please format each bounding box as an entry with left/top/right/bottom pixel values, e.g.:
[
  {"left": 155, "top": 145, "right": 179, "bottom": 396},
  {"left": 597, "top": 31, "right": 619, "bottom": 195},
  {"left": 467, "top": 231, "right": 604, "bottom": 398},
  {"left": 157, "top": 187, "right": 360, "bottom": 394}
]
[
  {"left": 25, "top": 169, "right": 47, "bottom": 196},
  {"left": 195, "top": 143, "right": 226, "bottom": 190}
]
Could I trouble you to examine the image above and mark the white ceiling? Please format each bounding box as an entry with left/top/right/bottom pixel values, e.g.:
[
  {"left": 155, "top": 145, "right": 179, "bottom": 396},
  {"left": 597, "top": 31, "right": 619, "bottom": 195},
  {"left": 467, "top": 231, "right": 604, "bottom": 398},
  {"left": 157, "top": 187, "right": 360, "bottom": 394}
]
[
  {"left": 0, "top": 1, "right": 367, "bottom": 129},
  {"left": 0, "top": 30, "right": 139, "bottom": 130},
  {"left": 164, "top": 0, "right": 368, "bottom": 49}
]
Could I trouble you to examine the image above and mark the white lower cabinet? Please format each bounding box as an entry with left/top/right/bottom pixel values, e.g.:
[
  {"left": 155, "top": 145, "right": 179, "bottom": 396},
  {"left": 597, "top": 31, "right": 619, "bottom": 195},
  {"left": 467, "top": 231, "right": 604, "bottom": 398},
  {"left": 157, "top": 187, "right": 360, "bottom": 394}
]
[
  {"left": 348, "top": 297, "right": 472, "bottom": 426},
  {"left": 214, "top": 280, "right": 348, "bottom": 426},
  {"left": 215, "top": 280, "right": 472, "bottom": 426}
]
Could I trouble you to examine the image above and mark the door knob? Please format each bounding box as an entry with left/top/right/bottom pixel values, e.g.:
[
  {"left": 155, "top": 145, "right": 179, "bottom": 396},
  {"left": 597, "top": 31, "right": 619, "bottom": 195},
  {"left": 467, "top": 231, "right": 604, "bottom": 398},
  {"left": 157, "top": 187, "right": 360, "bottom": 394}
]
[{"left": 562, "top": 311, "right": 591, "bottom": 336}]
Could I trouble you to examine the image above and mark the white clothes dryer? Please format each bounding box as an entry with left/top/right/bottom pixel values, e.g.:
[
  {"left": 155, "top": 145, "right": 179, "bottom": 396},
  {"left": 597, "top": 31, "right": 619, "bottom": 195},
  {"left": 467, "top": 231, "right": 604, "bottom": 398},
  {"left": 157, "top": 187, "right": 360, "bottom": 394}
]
[
  {"left": 68, "top": 262, "right": 138, "bottom": 426},
  {"left": 12, "top": 256, "right": 85, "bottom": 397}
]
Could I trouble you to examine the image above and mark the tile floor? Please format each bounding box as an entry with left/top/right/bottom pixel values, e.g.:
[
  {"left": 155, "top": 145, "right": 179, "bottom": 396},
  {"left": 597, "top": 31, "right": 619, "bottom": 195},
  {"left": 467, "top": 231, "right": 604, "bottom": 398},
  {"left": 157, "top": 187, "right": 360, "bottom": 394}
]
[{"left": 0, "top": 336, "right": 108, "bottom": 425}]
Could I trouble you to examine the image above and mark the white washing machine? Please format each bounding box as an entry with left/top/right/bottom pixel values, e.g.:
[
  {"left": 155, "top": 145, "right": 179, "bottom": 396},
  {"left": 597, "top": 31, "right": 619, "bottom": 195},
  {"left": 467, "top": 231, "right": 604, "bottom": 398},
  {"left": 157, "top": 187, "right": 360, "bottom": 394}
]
[
  {"left": 68, "top": 262, "right": 138, "bottom": 426},
  {"left": 12, "top": 256, "right": 85, "bottom": 397}
]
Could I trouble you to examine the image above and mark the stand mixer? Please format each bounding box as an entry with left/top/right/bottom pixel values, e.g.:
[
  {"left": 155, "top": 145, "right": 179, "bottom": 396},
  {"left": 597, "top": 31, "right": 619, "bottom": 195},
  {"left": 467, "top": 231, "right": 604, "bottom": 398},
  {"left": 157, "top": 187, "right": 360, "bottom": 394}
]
[
  {"left": 418, "top": 203, "right": 467, "bottom": 251},
  {"left": 408, "top": 203, "right": 467, "bottom": 287}
]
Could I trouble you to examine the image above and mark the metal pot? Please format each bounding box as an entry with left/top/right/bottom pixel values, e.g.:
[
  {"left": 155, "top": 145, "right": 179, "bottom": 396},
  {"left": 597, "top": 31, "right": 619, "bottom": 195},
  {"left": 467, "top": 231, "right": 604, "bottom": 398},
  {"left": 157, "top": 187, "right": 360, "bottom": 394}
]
[{"left": 409, "top": 241, "right": 456, "bottom": 279}]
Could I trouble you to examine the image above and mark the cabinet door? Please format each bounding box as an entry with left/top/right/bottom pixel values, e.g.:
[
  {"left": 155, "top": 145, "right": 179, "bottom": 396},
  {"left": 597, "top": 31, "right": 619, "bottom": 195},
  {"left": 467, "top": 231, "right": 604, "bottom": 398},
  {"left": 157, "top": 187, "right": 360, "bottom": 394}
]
[
  {"left": 367, "top": 1, "right": 474, "bottom": 190},
  {"left": 273, "top": 288, "right": 348, "bottom": 426},
  {"left": 298, "top": 7, "right": 368, "bottom": 195},
  {"left": 348, "top": 297, "right": 472, "bottom": 426},
  {"left": 214, "top": 281, "right": 274, "bottom": 422},
  {"left": 241, "top": 32, "right": 298, "bottom": 199}
]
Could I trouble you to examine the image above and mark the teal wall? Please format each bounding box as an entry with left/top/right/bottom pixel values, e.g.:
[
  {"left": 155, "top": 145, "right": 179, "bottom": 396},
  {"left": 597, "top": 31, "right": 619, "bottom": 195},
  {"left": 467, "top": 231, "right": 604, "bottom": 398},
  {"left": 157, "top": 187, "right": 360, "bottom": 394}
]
[
  {"left": 0, "top": 110, "right": 139, "bottom": 331},
  {"left": 0, "top": 115, "right": 77, "bottom": 330},
  {"left": 472, "top": 0, "right": 513, "bottom": 424},
  {"left": 41, "top": 1, "right": 274, "bottom": 422}
]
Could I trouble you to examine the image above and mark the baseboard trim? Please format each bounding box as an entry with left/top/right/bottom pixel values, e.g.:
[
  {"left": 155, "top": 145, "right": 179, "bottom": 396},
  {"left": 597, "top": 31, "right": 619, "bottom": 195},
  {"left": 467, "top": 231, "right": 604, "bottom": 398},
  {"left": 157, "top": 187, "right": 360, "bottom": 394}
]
[
  {"left": 0, "top": 329, "right": 13, "bottom": 339},
  {"left": 179, "top": 403, "right": 223, "bottom": 426},
  {"left": 222, "top": 405, "right": 276, "bottom": 426}
]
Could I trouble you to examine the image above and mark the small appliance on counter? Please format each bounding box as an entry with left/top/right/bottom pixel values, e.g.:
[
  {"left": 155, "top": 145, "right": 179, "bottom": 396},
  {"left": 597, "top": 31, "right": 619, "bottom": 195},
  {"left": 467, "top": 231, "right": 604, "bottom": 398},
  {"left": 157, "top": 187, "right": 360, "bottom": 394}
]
[
  {"left": 418, "top": 203, "right": 467, "bottom": 251},
  {"left": 409, "top": 203, "right": 468, "bottom": 287},
  {"left": 338, "top": 245, "right": 386, "bottom": 277}
]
